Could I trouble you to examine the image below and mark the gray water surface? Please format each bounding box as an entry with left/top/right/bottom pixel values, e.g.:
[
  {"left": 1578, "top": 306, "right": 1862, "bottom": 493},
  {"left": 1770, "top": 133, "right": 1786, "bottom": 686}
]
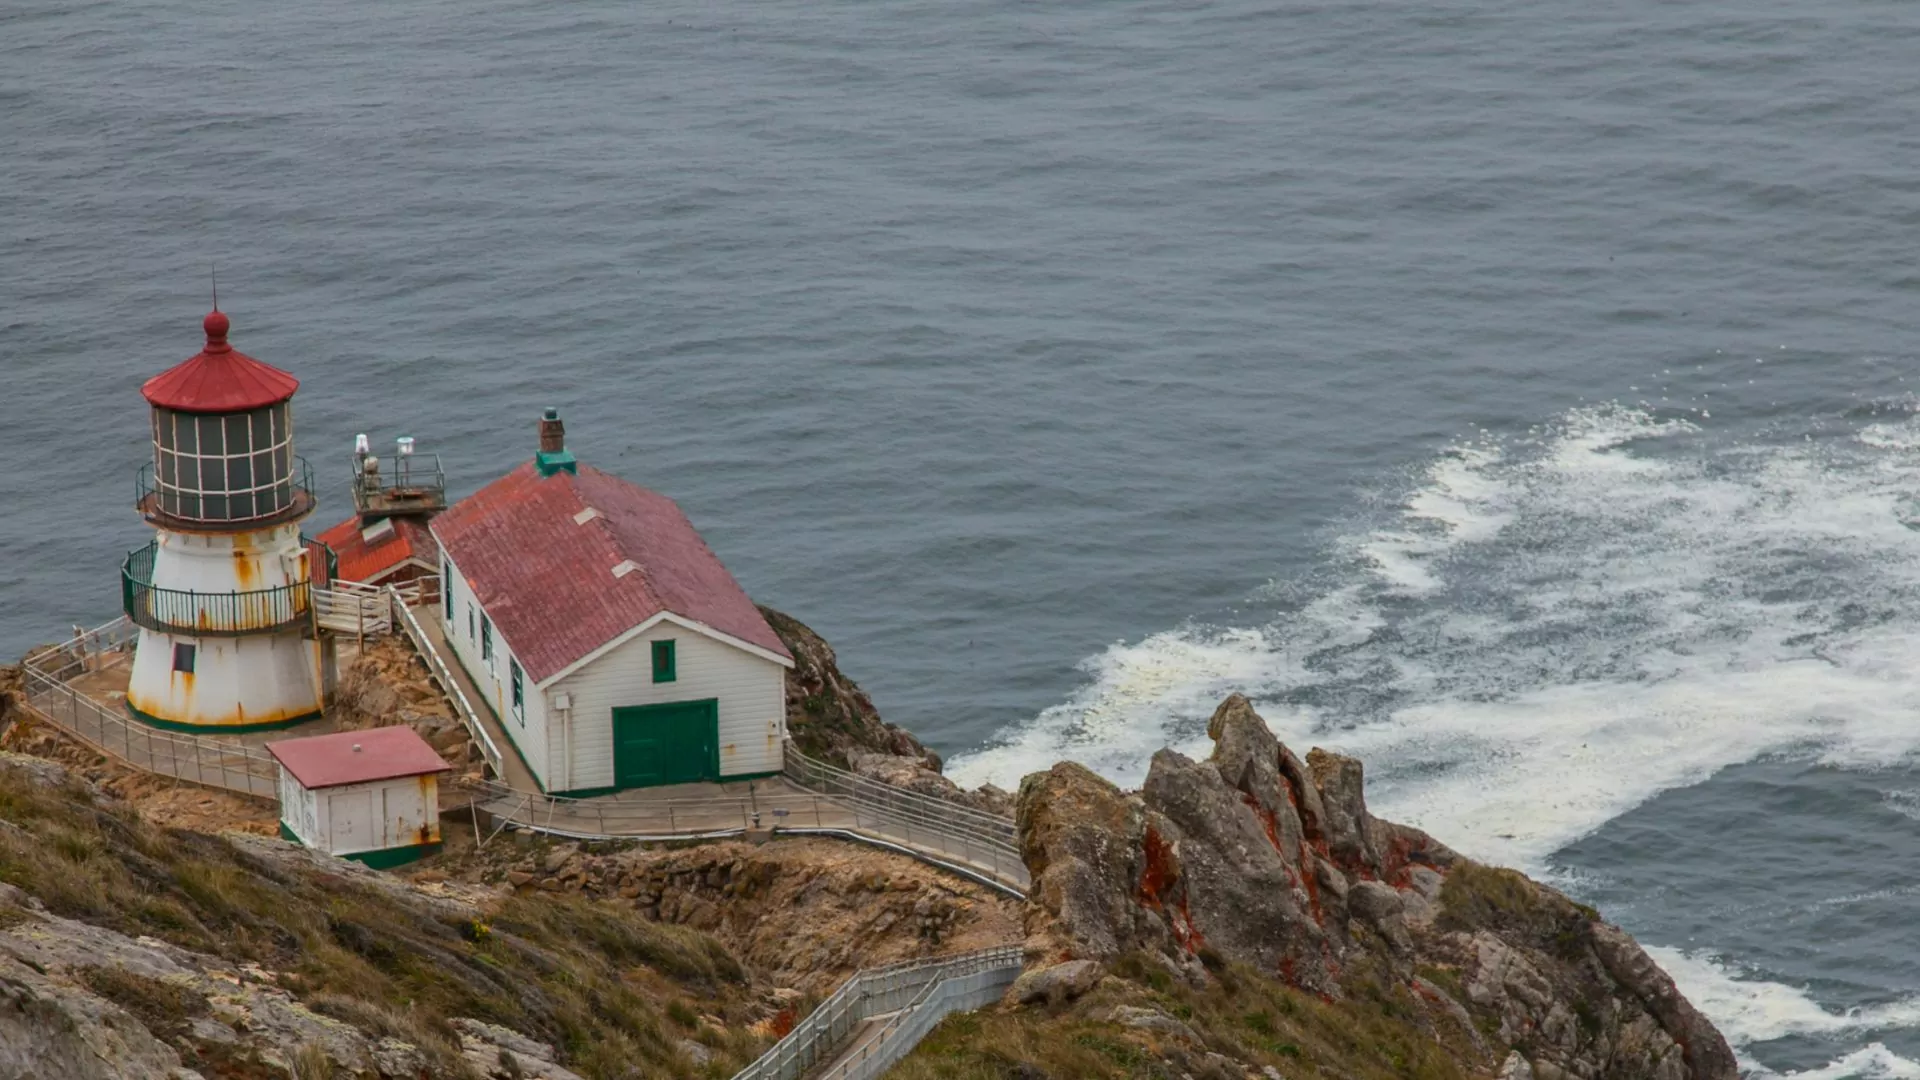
[{"left": 6, "top": 2, "right": 1920, "bottom": 1074}]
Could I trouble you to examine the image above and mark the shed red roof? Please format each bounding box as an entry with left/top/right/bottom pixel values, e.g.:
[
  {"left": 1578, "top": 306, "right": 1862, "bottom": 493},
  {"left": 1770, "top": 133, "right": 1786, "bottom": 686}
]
[
  {"left": 266, "top": 725, "right": 449, "bottom": 790},
  {"left": 431, "top": 462, "right": 792, "bottom": 684},
  {"left": 315, "top": 515, "right": 439, "bottom": 585},
  {"left": 142, "top": 311, "right": 300, "bottom": 413}
]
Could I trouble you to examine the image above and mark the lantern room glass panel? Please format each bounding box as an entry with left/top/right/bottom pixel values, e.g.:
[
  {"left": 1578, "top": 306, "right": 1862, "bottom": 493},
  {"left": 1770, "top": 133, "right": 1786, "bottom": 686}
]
[{"left": 150, "top": 403, "right": 297, "bottom": 524}]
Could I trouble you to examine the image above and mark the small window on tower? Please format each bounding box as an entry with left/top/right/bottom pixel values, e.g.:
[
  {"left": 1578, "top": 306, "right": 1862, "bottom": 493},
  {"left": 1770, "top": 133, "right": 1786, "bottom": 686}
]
[{"left": 172, "top": 644, "right": 196, "bottom": 674}]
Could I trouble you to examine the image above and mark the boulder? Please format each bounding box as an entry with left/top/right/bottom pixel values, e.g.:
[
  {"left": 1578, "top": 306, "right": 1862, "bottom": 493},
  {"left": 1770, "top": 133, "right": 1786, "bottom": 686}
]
[{"left": 1006, "top": 960, "right": 1103, "bottom": 1006}]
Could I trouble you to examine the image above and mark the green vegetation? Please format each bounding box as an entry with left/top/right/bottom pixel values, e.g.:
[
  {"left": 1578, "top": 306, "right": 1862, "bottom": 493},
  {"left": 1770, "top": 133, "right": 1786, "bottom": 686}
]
[
  {"left": 0, "top": 764, "right": 767, "bottom": 1079},
  {"left": 889, "top": 951, "right": 1486, "bottom": 1080},
  {"left": 1440, "top": 862, "right": 1600, "bottom": 966}
]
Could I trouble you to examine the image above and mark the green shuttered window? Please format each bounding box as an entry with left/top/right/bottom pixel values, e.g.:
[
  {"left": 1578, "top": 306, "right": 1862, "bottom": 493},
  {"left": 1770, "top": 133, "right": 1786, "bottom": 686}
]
[{"left": 652, "top": 640, "right": 676, "bottom": 683}]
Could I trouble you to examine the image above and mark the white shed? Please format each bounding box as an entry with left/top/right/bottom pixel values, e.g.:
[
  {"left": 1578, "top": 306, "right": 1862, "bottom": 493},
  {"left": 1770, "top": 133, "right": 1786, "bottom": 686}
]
[
  {"left": 267, "top": 725, "right": 450, "bottom": 868},
  {"left": 430, "top": 410, "right": 794, "bottom": 796}
]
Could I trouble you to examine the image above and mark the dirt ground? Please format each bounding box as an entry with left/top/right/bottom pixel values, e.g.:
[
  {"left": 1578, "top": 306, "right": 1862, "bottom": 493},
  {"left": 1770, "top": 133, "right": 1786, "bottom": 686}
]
[{"left": 0, "top": 714, "right": 278, "bottom": 835}]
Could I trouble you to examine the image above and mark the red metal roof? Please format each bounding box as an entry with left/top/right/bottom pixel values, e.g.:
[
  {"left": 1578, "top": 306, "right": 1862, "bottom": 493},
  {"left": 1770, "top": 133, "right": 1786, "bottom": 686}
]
[
  {"left": 266, "top": 725, "right": 449, "bottom": 790},
  {"left": 431, "top": 461, "right": 792, "bottom": 684},
  {"left": 142, "top": 311, "right": 301, "bottom": 413},
  {"left": 315, "top": 515, "right": 439, "bottom": 585}
]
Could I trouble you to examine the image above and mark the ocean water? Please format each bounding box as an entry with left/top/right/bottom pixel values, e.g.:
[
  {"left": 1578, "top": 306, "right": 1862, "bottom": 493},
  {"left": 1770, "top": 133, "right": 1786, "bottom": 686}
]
[{"left": 4, "top": 1, "right": 1919, "bottom": 1074}]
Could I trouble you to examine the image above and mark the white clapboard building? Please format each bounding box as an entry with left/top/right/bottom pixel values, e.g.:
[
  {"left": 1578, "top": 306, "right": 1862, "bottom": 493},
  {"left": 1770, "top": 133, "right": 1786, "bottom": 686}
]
[
  {"left": 268, "top": 725, "right": 450, "bottom": 868},
  {"left": 431, "top": 410, "right": 794, "bottom": 796}
]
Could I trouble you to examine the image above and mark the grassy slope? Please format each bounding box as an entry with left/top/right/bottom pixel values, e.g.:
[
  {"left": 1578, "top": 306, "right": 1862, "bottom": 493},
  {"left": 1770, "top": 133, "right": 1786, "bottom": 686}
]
[
  {"left": 891, "top": 949, "right": 1485, "bottom": 1080},
  {"left": 0, "top": 759, "right": 771, "bottom": 1079}
]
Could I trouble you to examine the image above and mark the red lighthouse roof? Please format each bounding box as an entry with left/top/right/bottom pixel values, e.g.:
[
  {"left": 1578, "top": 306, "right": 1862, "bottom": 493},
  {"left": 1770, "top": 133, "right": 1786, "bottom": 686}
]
[{"left": 142, "top": 310, "right": 301, "bottom": 413}]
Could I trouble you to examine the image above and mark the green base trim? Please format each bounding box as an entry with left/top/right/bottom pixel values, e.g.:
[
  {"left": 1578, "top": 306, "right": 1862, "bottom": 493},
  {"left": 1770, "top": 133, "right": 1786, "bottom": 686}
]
[
  {"left": 548, "top": 770, "right": 784, "bottom": 800},
  {"left": 126, "top": 700, "right": 322, "bottom": 735},
  {"left": 549, "top": 784, "right": 620, "bottom": 799},
  {"left": 343, "top": 842, "right": 441, "bottom": 870},
  {"left": 279, "top": 821, "right": 439, "bottom": 869}
]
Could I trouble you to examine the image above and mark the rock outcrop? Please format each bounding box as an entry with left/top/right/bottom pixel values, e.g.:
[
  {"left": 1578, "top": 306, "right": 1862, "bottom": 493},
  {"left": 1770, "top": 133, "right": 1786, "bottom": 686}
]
[
  {"left": 1015, "top": 694, "right": 1737, "bottom": 1080},
  {"left": 759, "top": 605, "right": 938, "bottom": 769}
]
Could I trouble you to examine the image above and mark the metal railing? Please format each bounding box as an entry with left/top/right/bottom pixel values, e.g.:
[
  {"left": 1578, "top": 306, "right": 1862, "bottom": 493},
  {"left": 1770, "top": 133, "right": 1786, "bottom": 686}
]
[
  {"left": 16, "top": 619, "right": 279, "bottom": 799},
  {"left": 119, "top": 536, "right": 336, "bottom": 638},
  {"left": 390, "top": 589, "right": 505, "bottom": 779},
  {"left": 732, "top": 946, "right": 1024, "bottom": 1080},
  {"left": 466, "top": 757, "right": 1027, "bottom": 893},
  {"left": 783, "top": 749, "right": 1016, "bottom": 847},
  {"left": 306, "top": 536, "right": 337, "bottom": 589},
  {"left": 121, "top": 543, "right": 314, "bottom": 637},
  {"left": 349, "top": 450, "right": 447, "bottom": 518}
]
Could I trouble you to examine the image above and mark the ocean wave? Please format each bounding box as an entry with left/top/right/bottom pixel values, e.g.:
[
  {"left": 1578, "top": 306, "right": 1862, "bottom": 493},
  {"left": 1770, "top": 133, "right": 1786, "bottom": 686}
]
[
  {"left": 949, "top": 398, "right": 1920, "bottom": 1075},
  {"left": 1647, "top": 948, "right": 1920, "bottom": 1048},
  {"left": 1761, "top": 1045, "right": 1920, "bottom": 1080},
  {"left": 951, "top": 401, "right": 1920, "bottom": 873}
]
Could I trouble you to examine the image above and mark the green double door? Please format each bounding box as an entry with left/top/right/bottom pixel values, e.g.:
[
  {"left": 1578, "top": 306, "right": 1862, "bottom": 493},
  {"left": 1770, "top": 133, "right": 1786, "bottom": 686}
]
[{"left": 611, "top": 699, "right": 720, "bottom": 788}]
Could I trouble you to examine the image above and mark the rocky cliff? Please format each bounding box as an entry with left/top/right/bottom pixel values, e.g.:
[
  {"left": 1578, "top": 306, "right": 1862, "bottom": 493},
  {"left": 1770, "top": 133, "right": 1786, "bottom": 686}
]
[
  {"left": 898, "top": 695, "right": 1736, "bottom": 1080},
  {"left": 761, "top": 606, "right": 1011, "bottom": 814}
]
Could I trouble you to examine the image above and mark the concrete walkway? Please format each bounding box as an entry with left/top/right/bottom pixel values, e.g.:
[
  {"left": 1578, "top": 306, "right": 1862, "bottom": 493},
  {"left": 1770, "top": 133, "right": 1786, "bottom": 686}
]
[
  {"left": 805, "top": 1013, "right": 898, "bottom": 1080},
  {"left": 472, "top": 778, "right": 1029, "bottom": 891}
]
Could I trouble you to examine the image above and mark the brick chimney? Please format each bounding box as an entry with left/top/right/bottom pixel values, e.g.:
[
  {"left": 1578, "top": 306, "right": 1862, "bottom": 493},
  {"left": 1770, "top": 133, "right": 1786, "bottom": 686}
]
[{"left": 535, "top": 408, "right": 577, "bottom": 477}]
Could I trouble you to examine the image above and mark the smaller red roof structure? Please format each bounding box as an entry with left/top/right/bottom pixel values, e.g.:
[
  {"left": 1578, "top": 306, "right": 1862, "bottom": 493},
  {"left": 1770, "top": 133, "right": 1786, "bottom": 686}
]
[
  {"left": 432, "top": 462, "right": 792, "bottom": 684},
  {"left": 315, "top": 515, "right": 439, "bottom": 586},
  {"left": 267, "top": 726, "right": 449, "bottom": 790},
  {"left": 142, "top": 310, "right": 301, "bottom": 413}
]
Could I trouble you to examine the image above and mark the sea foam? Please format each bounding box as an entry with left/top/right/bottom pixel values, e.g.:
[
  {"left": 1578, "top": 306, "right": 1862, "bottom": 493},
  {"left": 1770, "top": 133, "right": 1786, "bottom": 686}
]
[{"left": 948, "top": 401, "right": 1920, "bottom": 1075}]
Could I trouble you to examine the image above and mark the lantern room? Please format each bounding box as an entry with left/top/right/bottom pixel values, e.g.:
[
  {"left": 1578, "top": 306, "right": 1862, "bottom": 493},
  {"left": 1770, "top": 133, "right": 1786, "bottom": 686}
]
[{"left": 138, "top": 311, "right": 312, "bottom": 528}]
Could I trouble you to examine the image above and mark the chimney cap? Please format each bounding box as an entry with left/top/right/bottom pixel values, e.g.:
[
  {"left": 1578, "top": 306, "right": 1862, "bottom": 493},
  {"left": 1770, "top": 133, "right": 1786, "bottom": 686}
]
[{"left": 543, "top": 407, "right": 560, "bottom": 420}]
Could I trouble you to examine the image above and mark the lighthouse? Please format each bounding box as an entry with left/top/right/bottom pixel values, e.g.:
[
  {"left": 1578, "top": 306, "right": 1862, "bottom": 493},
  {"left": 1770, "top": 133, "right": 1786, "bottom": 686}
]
[{"left": 123, "top": 310, "right": 333, "bottom": 732}]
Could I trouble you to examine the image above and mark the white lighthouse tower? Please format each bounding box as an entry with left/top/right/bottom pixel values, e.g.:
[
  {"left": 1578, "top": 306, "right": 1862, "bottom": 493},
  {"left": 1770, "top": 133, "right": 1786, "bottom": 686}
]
[{"left": 123, "top": 309, "right": 332, "bottom": 732}]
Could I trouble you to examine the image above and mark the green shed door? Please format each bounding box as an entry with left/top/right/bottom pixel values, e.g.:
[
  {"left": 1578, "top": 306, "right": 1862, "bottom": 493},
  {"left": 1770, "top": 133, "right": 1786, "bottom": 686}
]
[{"left": 611, "top": 700, "right": 719, "bottom": 788}]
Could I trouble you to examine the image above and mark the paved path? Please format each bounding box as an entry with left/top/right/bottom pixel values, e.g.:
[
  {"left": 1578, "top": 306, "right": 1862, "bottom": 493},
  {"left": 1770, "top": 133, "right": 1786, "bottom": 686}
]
[
  {"left": 804, "top": 1013, "right": 898, "bottom": 1080},
  {"left": 472, "top": 778, "right": 1029, "bottom": 892}
]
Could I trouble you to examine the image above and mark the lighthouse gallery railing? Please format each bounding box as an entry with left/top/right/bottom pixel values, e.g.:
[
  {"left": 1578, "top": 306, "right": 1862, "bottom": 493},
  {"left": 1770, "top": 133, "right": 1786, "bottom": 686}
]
[{"left": 120, "top": 538, "right": 335, "bottom": 637}]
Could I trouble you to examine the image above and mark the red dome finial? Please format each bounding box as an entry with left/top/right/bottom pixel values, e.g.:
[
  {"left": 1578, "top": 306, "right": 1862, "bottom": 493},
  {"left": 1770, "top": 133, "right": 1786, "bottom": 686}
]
[{"left": 203, "top": 310, "right": 231, "bottom": 352}]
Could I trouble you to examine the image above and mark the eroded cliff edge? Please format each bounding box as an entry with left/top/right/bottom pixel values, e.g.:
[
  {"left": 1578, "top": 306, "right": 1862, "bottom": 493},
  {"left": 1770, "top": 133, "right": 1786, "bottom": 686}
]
[{"left": 921, "top": 693, "right": 1736, "bottom": 1080}]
